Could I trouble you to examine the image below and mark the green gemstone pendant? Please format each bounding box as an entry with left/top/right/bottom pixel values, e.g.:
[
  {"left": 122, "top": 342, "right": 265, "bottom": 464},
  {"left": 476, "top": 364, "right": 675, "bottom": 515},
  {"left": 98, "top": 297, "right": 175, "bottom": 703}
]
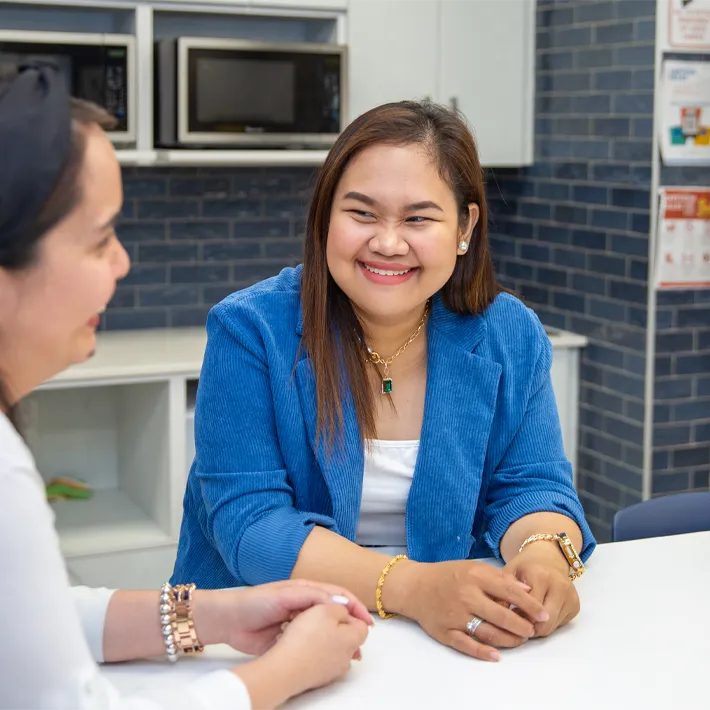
[{"left": 381, "top": 378, "right": 393, "bottom": 394}]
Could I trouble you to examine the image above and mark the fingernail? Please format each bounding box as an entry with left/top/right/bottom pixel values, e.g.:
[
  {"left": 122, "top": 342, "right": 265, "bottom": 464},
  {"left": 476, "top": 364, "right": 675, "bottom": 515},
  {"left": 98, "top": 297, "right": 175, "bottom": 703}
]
[
  {"left": 538, "top": 610, "right": 550, "bottom": 622},
  {"left": 489, "top": 650, "right": 501, "bottom": 662},
  {"left": 331, "top": 595, "right": 350, "bottom": 605},
  {"left": 354, "top": 649, "right": 362, "bottom": 661},
  {"left": 516, "top": 582, "right": 531, "bottom": 591}
]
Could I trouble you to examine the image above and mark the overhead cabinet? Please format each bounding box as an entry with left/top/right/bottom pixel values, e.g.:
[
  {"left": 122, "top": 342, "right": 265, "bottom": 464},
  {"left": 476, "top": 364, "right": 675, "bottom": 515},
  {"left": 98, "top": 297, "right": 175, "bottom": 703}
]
[{"left": 348, "top": 0, "right": 536, "bottom": 166}]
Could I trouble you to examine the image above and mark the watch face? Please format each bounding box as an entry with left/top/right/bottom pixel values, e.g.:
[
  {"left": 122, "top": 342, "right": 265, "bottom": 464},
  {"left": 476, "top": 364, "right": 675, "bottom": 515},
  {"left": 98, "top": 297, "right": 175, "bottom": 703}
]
[{"left": 557, "top": 533, "right": 584, "bottom": 576}]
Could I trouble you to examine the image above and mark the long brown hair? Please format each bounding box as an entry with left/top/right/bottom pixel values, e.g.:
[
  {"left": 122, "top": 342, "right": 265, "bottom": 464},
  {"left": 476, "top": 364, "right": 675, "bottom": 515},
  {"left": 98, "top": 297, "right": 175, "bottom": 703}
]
[
  {"left": 0, "top": 65, "right": 115, "bottom": 428},
  {"left": 301, "top": 100, "right": 502, "bottom": 450}
]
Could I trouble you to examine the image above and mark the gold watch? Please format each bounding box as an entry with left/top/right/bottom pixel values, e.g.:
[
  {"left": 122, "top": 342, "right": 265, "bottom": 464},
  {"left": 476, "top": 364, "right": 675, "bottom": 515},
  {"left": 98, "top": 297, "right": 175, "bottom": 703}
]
[{"left": 518, "top": 532, "right": 585, "bottom": 581}]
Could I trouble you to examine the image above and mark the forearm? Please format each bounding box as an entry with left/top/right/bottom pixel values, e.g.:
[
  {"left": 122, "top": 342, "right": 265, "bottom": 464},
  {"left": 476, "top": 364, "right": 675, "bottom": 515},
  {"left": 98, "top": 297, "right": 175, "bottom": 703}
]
[
  {"left": 500, "top": 512, "right": 583, "bottom": 569},
  {"left": 291, "top": 526, "right": 420, "bottom": 615},
  {"left": 102, "top": 589, "right": 222, "bottom": 663}
]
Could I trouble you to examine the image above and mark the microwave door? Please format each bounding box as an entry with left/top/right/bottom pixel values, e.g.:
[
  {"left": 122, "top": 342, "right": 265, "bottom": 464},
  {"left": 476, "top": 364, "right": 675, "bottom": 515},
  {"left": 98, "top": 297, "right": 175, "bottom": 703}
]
[
  {"left": 178, "top": 41, "right": 340, "bottom": 147},
  {"left": 196, "top": 57, "right": 295, "bottom": 133},
  {"left": 0, "top": 37, "right": 135, "bottom": 144},
  {"left": 180, "top": 50, "right": 300, "bottom": 146},
  {"left": 0, "top": 50, "right": 73, "bottom": 87}
]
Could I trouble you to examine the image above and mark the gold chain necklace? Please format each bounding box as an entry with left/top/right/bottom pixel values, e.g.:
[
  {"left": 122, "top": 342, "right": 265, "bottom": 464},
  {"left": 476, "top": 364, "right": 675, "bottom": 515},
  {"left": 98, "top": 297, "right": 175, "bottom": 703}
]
[{"left": 365, "top": 302, "right": 430, "bottom": 395}]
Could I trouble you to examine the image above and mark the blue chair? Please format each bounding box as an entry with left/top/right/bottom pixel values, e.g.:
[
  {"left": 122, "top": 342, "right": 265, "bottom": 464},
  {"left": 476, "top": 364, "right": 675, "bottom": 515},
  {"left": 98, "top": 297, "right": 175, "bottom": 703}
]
[{"left": 612, "top": 491, "right": 710, "bottom": 542}]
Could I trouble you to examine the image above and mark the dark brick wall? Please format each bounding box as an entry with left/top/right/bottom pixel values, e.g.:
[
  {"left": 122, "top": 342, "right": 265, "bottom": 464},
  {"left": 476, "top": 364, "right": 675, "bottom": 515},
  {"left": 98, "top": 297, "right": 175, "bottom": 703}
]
[
  {"left": 488, "top": 0, "right": 658, "bottom": 541},
  {"left": 108, "top": 167, "right": 314, "bottom": 330},
  {"left": 653, "top": 156, "right": 710, "bottom": 497}
]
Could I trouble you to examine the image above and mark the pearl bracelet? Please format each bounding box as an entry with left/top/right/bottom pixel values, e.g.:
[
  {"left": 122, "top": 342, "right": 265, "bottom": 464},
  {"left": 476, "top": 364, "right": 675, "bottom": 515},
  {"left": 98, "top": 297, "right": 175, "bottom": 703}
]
[{"left": 159, "top": 583, "right": 179, "bottom": 662}]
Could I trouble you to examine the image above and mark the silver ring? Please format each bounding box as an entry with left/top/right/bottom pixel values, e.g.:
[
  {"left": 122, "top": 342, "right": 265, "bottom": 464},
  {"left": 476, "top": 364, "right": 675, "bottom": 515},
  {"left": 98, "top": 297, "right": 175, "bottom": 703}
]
[{"left": 466, "top": 616, "right": 484, "bottom": 639}]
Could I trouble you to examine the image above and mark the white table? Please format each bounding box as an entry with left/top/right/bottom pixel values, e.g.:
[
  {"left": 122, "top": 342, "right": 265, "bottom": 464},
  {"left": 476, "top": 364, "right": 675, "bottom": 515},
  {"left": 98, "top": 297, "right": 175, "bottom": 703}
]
[{"left": 105, "top": 532, "right": 710, "bottom": 709}]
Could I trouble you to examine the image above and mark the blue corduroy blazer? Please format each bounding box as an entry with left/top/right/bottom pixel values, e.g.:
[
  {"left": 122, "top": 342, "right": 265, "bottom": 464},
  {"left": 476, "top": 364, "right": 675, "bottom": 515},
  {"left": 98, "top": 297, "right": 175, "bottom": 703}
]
[{"left": 172, "top": 266, "right": 595, "bottom": 588}]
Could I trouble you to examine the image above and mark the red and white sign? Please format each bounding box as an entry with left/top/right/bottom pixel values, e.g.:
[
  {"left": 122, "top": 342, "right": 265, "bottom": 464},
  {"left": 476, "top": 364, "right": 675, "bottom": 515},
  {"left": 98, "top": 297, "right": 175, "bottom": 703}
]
[
  {"left": 668, "top": 0, "right": 710, "bottom": 50},
  {"left": 655, "top": 188, "right": 710, "bottom": 289}
]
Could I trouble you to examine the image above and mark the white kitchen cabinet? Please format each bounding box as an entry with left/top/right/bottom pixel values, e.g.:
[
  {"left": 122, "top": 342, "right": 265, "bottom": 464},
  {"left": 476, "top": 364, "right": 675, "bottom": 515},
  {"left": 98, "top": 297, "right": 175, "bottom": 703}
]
[
  {"left": 348, "top": 0, "right": 536, "bottom": 166},
  {"left": 439, "top": 0, "right": 535, "bottom": 166},
  {"left": 347, "top": 0, "right": 438, "bottom": 122}
]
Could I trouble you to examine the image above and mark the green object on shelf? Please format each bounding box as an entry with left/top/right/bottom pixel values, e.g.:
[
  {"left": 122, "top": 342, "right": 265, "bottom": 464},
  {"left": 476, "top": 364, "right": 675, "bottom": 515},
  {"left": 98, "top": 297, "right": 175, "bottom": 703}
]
[{"left": 46, "top": 477, "right": 93, "bottom": 502}]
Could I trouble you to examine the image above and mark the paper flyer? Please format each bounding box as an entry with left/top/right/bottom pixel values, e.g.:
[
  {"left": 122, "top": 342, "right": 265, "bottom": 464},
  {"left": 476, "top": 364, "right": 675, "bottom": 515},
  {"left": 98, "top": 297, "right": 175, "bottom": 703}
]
[
  {"left": 655, "top": 188, "right": 710, "bottom": 290},
  {"left": 667, "top": 0, "right": 710, "bottom": 51},
  {"left": 658, "top": 59, "right": 710, "bottom": 165}
]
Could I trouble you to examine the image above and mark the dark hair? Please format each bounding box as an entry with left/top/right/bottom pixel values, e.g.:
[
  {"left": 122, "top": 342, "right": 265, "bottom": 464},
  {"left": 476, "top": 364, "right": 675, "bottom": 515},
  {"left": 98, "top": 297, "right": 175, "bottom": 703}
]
[
  {"left": 0, "top": 68, "right": 115, "bottom": 426},
  {"left": 300, "top": 100, "right": 502, "bottom": 450}
]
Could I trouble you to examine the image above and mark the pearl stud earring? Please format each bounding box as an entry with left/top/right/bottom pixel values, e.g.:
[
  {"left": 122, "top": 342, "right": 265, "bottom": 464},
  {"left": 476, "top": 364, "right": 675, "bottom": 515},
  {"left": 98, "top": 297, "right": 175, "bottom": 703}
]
[{"left": 459, "top": 241, "right": 468, "bottom": 251}]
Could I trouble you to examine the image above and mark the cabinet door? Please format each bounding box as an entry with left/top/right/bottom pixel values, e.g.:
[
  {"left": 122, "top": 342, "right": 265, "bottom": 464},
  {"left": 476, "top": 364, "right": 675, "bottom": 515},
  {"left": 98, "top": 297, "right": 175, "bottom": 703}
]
[
  {"left": 347, "top": 0, "right": 438, "bottom": 123},
  {"left": 439, "top": 0, "right": 535, "bottom": 166}
]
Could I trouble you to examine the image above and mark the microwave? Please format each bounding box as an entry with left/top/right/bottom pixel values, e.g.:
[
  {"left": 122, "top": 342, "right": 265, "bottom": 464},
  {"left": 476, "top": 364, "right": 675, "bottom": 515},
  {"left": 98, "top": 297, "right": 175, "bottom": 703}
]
[
  {"left": 155, "top": 37, "right": 347, "bottom": 148},
  {"left": 0, "top": 30, "right": 136, "bottom": 144}
]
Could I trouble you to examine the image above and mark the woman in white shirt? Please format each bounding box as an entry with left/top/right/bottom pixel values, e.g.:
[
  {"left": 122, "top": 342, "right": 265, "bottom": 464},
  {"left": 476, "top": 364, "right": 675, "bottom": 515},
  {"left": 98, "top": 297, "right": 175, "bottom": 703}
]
[{"left": 0, "top": 63, "right": 370, "bottom": 710}]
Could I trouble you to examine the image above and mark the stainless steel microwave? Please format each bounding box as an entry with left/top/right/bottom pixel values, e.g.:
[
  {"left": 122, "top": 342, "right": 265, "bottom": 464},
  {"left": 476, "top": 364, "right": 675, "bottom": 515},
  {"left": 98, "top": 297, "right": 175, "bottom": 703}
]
[
  {"left": 155, "top": 37, "right": 347, "bottom": 149},
  {"left": 0, "top": 30, "right": 136, "bottom": 144}
]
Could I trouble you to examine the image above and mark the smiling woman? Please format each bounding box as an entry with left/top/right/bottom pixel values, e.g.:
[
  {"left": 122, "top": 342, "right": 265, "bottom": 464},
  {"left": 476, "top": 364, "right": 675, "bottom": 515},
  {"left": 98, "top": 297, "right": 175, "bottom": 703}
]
[
  {"left": 0, "top": 66, "right": 129, "bottom": 421},
  {"left": 173, "top": 100, "right": 597, "bottom": 663},
  {"left": 0, "top": 63, "right": 371, "bottom": 710}
]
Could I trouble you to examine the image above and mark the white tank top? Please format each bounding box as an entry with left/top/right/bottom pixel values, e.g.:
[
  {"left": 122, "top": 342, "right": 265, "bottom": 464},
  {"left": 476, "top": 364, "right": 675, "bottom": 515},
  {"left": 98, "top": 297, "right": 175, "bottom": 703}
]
[{"left": 355, "top": 439, "right": 419, "bottom": 557}]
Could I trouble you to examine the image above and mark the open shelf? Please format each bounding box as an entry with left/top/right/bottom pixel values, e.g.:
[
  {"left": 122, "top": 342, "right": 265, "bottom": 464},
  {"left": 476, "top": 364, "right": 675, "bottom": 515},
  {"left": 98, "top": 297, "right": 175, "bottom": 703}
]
[
  {"left": 155, "top": 149, "right": 329, "bottom": 167},
  {"left": 116, "top": 150, "right": 158, "bottom": 166},
  {"left": 3, "top": 1, "right": 344, "bottom": 167},
  {"left": 116, "top": 149, "right": 328, "bottom": 167},
  {"left": 52, "top": 488, "right": 173, "bottom": 557},
  {"left": 22, "top": 379, "right": 176, "bottom": 558}
]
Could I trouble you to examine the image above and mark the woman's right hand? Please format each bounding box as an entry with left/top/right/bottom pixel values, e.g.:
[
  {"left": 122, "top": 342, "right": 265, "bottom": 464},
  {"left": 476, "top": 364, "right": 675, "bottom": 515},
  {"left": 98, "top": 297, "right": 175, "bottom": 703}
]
[
  {"left": 232, "top": 602, "right": 369, "bottom": 708},
  {"left": 274, "top": 602, "right": 369, "bottom": 690},
  {"left": 389, "top": 560, "right": 549, "bottom": 662}
]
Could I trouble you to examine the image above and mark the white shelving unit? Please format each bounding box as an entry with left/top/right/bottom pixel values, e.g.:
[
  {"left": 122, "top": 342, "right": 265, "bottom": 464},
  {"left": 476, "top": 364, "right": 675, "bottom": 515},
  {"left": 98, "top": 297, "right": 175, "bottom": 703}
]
[
  {"left": 21, "top": 329, "right": 206, "bottom": 589},
  {"left": 2, "top": 0, "right": 345, "bottom": 168},
  {"left": 4, "top": 0, "right": 536, "bottom": 168},
  {"left": 21, "top": 326, "right": 586, "bottom": 589}
]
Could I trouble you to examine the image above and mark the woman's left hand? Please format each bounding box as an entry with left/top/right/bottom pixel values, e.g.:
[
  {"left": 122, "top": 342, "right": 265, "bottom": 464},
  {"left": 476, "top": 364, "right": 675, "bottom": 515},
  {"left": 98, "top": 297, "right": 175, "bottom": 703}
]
[
  {"left": 503, "top": 543, "right": 580, "bottom": 638},
  {"left": 194, "top": 580, "right": 373, "bottom": 656}
]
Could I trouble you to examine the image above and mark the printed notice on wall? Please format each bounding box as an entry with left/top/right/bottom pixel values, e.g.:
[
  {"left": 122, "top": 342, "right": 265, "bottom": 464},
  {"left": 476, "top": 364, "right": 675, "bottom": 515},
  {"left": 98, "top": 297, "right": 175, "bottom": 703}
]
[
  {"left": 655, "top": 188, "right": 710, "bottom": 290},
  {"left": 668, "top": 0, "right": 710, "bottom": 50},
  {"left": 658, "top": 59, "right": 710, "bottom": 165}
]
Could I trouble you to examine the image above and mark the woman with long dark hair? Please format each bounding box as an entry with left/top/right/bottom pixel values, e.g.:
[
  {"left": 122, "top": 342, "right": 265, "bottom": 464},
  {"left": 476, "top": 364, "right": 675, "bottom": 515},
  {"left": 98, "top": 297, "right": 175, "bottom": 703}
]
[
  {"left": 0, "top": 63, "right": 369, "bottom": 710},
  {"left": 173, "top": 99, "right": 596, "bottom": 661}
]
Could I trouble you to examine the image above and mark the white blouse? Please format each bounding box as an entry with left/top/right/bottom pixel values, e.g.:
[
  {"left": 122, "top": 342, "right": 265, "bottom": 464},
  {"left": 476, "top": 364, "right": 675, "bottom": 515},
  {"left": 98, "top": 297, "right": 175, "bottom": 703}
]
[
  {"left": 355, "top": 439, "right": 419, "bottom": 558},
  {"left": 0, "top": 412, "right": 250, "bottom": 710}
]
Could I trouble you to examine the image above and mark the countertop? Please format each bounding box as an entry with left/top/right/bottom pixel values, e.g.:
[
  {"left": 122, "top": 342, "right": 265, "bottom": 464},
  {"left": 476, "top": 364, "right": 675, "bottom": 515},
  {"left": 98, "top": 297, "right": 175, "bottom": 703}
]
[{"left": 42, "top": 325, "right": 588, "bottom": 388}]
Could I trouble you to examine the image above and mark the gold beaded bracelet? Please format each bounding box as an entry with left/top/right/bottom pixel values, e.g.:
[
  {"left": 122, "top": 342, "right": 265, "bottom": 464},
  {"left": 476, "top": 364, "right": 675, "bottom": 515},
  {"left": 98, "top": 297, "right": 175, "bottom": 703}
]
[{"left": 375, "top": 554, "right": 408, "bottom": 619}]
